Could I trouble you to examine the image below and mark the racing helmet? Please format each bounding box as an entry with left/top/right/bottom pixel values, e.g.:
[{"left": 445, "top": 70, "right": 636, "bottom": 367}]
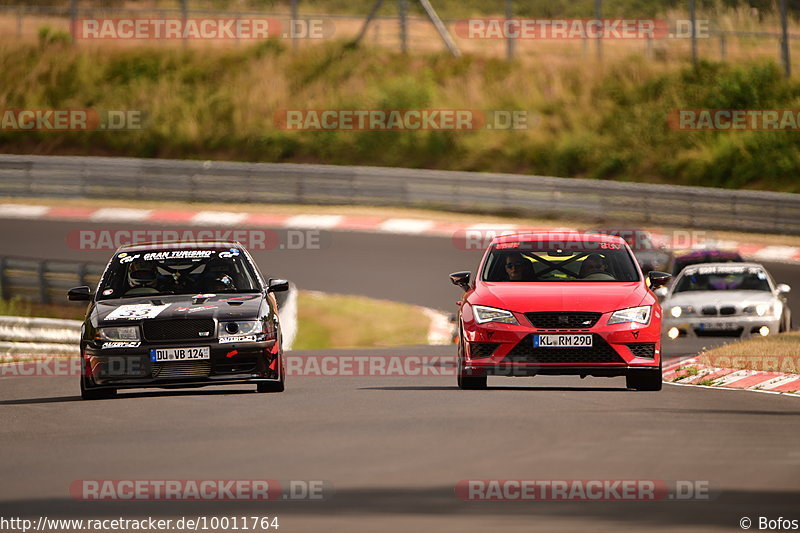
[
  {"left": 127, "top": 259, "right": 158, "bottom": 288},
  {"left": 209, "top": 274, "right": 235, "bottom": 292}
]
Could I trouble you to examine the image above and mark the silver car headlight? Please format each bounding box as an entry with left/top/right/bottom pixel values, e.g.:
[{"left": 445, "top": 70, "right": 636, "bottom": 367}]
[
  {"left": 669, "top": 305, "right": 694, "bottom": 318},
  {"left": 473, "top": 305, "right": 519, "bottom": 325},
  {"left": 96, "top": 326, "right": 140, "bottom": 341},
  {"left": 608, "top": 306, "right": 652, "bottom": 325},
  {"left": 743, "top": 303, "right": 775, "bottom": 317}
]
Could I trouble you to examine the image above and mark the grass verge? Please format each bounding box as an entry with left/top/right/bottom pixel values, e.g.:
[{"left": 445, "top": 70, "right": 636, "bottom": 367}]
[
  {"left": 3, "top": 37, "right": 800, "bottom": 192},
  {"left": 0, "top": 297, "right": 86, "bottom": 320},
  {"left": 698, "top": 332, "right": 800, "bottom": 374},
  {"left": 293, "top": 291, "right": 429, "bottom": 350}
]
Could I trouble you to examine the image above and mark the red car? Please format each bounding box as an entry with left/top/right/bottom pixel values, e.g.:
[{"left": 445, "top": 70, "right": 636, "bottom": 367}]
[{"left": 450, "top": 232, "right": 671, "bottom": 391}]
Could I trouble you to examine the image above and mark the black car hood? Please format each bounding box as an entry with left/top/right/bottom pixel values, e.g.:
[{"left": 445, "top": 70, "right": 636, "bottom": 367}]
[{"left": 93, "top": 293, "right": 264, "bottom": 326}]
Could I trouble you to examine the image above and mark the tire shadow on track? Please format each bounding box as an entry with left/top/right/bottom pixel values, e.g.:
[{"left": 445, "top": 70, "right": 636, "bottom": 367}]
[
  {"left": 0, "top": 388, "right": 256, "bottom": 405},
  {"left": 359, "top": 385, "right": 632, "bottom": 392}
]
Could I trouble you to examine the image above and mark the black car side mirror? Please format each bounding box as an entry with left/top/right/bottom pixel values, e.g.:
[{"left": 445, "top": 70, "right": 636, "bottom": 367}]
[
  {"left": 648, "top": 271, "right": 672, "bottom": 289},
  {"left": 450, "top": 271, "right": 471, "bottom": 292},
  {"left": 267, "top": 278, "right": 290, "bottom": 293},
  {"left": 67, "top": 286, "right": 92, "bottom": 301}
]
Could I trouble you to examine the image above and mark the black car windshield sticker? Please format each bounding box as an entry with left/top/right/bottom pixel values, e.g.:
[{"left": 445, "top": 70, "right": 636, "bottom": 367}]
[
  {"left": 142, "top": 250, "right": 215, "bottom": 261},
  {"left": 105, "top": 303, "right": 170, "bottom": 320}
]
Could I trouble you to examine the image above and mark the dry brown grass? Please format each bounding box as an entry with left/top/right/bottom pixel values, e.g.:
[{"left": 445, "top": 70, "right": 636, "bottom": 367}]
[{"left": 698, "top": 332, "right": 800, "bottom": 373}]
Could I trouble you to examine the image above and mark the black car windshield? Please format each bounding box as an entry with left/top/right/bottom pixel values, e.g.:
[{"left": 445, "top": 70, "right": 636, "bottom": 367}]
[
  {"left": 673, "top": 266, "right": 771, "bottom": 293},
  {"left": 97, "top": 248, "right": 261, "bottom": 299},
  {"left": 482, "top": 241, "right": 640, "bottom": 282}
]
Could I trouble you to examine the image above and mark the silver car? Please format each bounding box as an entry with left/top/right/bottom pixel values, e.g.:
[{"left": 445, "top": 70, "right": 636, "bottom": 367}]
[{"left": 662, "top": 262, "right": 791, "bottom": 340}]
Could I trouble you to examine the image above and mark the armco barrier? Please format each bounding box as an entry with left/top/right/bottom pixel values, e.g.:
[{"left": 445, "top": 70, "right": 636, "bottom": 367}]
[{"left": 1, "top": 155, "right": 799, "bottom": 234}]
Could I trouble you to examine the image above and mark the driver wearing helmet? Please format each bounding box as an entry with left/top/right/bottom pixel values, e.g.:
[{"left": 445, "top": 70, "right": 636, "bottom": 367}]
[
  {"left": 209, "top": 274, "right": 236, "bottom": 292},
  {"left": 125, "top": 259, "right": 160, "bottom": 294},
  {"left": 202, "top": 258, "right": 238, "bottom": 292}
]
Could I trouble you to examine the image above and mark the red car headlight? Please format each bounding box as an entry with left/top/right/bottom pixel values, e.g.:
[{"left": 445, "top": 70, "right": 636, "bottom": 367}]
[
  {"left": 607, "top": 306, "right": 652, "bottom": 325},
  {"left": 473, "top": 305, "right": 519, "bottom": 325}
]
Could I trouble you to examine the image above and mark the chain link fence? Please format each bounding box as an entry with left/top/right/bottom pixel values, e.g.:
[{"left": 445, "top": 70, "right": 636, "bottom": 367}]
[{"left": 0, "top": 1, "right": 796, "bottom": 74}]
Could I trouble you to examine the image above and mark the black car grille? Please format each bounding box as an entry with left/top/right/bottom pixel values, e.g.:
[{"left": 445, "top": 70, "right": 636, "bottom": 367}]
[
  {"left": 719, "top": 306, "right": 737, "bottom": 316},
  {"left": 215, "top": 355, "right": 259, "bottom": 374},
  {"left": 503, "top": 334, "right": 624, "bottom": 364},
  {"left": 152, "top": 360, "right": 211, "bottom": 378},
  {"left": 694, "top": 328, "right": 744, "bottom": 338},
  {"left": 524, "top": 312, "right": 602, "bottom": 329},
  {"left": 701, "top": 306, "right": 717, "bottom": 316},
  {"left": 627, "top": 343, "right": 656, "bottom": 358},
  {"left": 468, "top": 342, "right": 499, "bottom": 359},
  {"left": 143, "top": 319, "right": 216, "bottom": 342}
]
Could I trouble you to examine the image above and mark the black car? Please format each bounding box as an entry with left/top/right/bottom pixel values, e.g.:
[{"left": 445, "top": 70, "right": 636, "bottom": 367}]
[{"left": 68, "top": 241, "right": 288, "bottom": 399}]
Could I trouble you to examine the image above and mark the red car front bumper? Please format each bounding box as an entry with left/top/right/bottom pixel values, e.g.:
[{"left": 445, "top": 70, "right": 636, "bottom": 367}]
[{"left": 460, "top": 310, "right": 661, "bottom": 378}]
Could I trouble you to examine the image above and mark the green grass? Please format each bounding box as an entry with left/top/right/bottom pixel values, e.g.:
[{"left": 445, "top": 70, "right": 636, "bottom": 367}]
[
  {"left": 0, "top": 297, "right": 33, "bottom": 317},
  {"left": 293, "top": 291, "right": 429, "bottom": 349},
  {"left": 697, "top": 378, "right": 718, "bottom": 386},
  {"left": 3, "top": 38, "right": 800, "bottom": 191},
  {"left": 0, "top": 297, "right": 87, "bottom": 320}
]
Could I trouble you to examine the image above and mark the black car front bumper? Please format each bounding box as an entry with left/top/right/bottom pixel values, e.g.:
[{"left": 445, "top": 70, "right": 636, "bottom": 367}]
[{"left": 82, "top": 339, "right": 281, "bottom": 390}]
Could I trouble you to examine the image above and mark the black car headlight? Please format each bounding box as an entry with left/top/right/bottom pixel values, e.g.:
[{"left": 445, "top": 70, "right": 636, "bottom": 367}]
[
  {"left": 95, "top": 326, "right": 140, "bottom": 341},
  {"left": 219, "top": 320, "right": 276, "bottom": 342}
]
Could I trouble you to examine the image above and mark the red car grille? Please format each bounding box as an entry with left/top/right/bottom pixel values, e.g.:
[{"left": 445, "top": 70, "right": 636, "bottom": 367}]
[
  {"left": 503, "top": 334, "right": 624, "bottom": 364},
  {"left": 468, "top": 342, "right": 499, "bottom": 359},
  {"left": 524, "top": 312, "right": 602, "bottom": 329},
  {"left": 627, "top": 343, "right": 656, "bottom": 358}
]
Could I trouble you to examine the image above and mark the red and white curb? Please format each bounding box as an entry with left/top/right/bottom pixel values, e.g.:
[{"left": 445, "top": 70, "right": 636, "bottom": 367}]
[
  {"left": 3, "top": 203, "right": 800, "bottom": 264},
  {"left": 663, "top": 358, "right": 800, "bottom": 396},
  {"left": 420, "top": 308, "right": 455, "bottom": 346}
]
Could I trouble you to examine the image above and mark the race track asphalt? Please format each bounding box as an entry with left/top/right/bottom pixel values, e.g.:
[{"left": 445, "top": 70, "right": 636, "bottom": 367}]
[{"left": 1, "top": 217, "right": 798, "bottom": 532}]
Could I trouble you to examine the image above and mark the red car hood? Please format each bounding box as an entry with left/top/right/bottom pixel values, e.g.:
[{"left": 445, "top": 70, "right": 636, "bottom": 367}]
[{"left": 471, "top": 282, "right": 650, "bottom": 313}]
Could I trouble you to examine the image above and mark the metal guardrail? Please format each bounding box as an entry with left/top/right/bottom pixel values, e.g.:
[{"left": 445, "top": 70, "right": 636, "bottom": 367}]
[
  {"left": 0, "top": 255, "right": 105, "bottom": 305},
  {"left": 0, "top": 315, "right": 82, "bottom": 358},
  {"left": 1, "top": 154, "right": 800, "bottom": 234}
]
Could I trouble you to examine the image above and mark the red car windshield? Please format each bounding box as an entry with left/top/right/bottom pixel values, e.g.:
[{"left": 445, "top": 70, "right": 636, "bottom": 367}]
[{"left": 482, "top": 242, "right": 640, "bottom": 282}]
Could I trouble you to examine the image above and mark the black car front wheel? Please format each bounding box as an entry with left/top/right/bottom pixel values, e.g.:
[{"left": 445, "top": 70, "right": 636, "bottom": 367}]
[
  {"left": 256, "top": 355, "right": 285, "bottom": 393},
  {"left": 626, "top": 365, "right": 663, "bottom": 391},
  {"left": 457, "top": 347, "right": 487, "bottom": 390},
  {"left": 256, "top": 380, "right": 284, "bottom": 393},
  {"left": 80, "top": 377, "right": 117, "bottom": 400}
]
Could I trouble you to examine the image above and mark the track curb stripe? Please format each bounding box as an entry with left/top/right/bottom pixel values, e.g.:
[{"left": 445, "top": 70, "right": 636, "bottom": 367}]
[{"left": 3, "top": 203, "right": 800, "bottom": 263}]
